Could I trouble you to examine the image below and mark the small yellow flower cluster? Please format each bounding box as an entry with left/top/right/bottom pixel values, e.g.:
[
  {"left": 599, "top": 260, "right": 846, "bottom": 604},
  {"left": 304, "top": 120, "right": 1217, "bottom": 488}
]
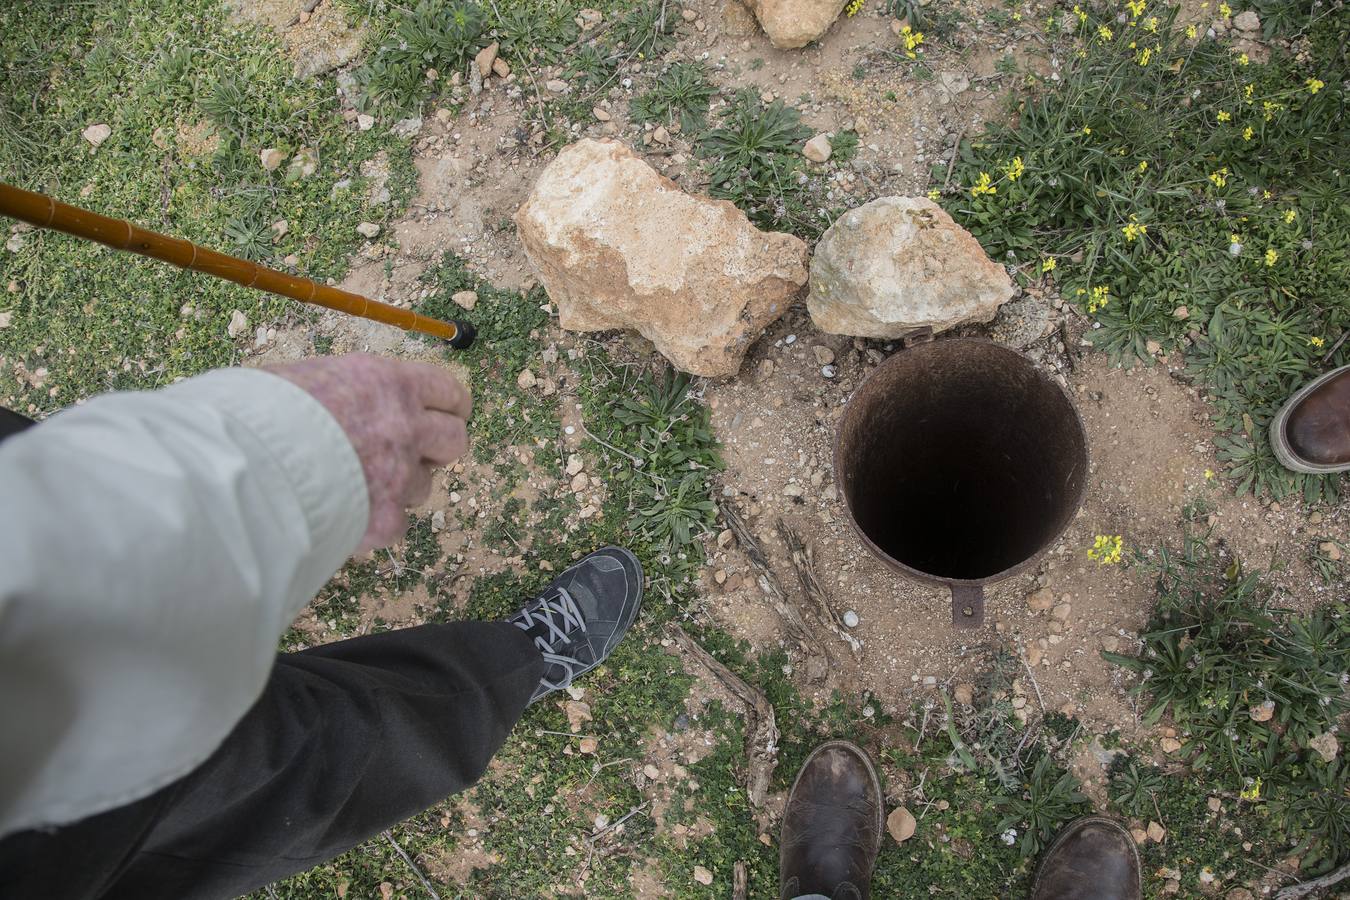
[
  {"left": 1306, "top": 77, "right": 1325, "bottom": 94},
  {"left": 1236, "top": 52, "right": 1249, "bottom": 66},
  {"left": 1309, "top": 336, "right": 1326, "bottom": 348},
  {"left": 1121, "top": 216, "right": 1148, "bottom": 242},
  {"left": 1125, "top": 0, "right": 1146, "bottom": 17},
  {"left": 927, "top": 188, "right": 941, "bottom": 201},
  {"left": 1216, "top": 110, "right": 1231, "bottom": 122},
  {"left": 1097, "top": 23, "right": 1114, "bottom": 42},
  {"left": 1185, "top": 23, "right": 1198, "bottom": 39},
  {"left": 970, "top": 171, "right": 997, "bottom": 198},
  {"left": 1137, "top": 46, "right": 1153, "bottom": 66},
  {"left": 1087, "top": 284, "right": 1110, "bottom": 313},
  {"left": 1081, "top": 125, "right": 1092, "bottom": 135},
  {"left": 899, "top": 24, "right": 925, "bottom": 58},
  {"left": 1042, "top": 257, "right": 1057, "bottom": 273},
  {"left": 1209, "top": 167, "right": 1229, "bottom": 188},
  {"left": 1004, "top": 156, "right": 1026, "bottom": 180},
  {"left": 1204, "top": 468, "right": 1216, "bottom": 480},
  {"left": 1243, "top": 125, "right": 1254, "bottom": 140},
  {"left": 1137, "top": 160, "right": 1149, "bottom": 173},
  {"left": 845, "top": 0, "right": 865, "bottom": 16},
  {"left": 1283, "top": 209, "right": 1297, "bottom": 224},
  {"left": 1263, "top": 100, "right": 1284, "bottom": 121},
  {"left": 1073, "top": 3, "right": 1088, "bottom": 23},
  {"left": 1145, "top": 15, "right": 1159, "bottom": 31},
  {"left": 1218, "top": 1, "right": 1232, "bottom": 17},
  {"left": 1239, "top": 778, "right": 1262, "bottom": 801},
  {"left": 1088, "top": 534, "right": 1124, "bottom": 565},
  {"left": 1229, "top": 232, "right": 1242, "bottom": 244},
  {"left": 1265, "top": 248, "right": 1278, "bottom": 266}
]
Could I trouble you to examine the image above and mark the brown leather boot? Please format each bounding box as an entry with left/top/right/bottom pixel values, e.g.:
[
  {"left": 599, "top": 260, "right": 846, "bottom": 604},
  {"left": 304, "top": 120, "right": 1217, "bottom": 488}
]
[
  {"left": 1030, "top": 816, "right": 1141, "bottom": 900},
  {"left": 1271, "top": 365, "right": 1350, "bottom": 473},
  {"left": 779, "top": 741, "right": 883, "bottom": 900}
]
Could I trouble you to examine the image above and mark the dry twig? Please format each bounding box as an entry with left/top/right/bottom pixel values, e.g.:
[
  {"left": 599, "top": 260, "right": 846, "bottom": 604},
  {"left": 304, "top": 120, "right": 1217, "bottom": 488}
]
[
  {"left": 383, "top": 830, "right": 442, "bottom": 900},
  {"left": 1275, "top": 862, "right": 1350, "bottom": 899},
  {"left": 669, "top": 624, "right": 779, "bottom": 807},
  {"left": 733, "top": 861, "right": 749, "bottom": 900},
  {"left": 777, "top": 518, "right": 861, "bottom": 655},
  {"left": 721, "top": 503, "right": 814, "bottom": 651}
]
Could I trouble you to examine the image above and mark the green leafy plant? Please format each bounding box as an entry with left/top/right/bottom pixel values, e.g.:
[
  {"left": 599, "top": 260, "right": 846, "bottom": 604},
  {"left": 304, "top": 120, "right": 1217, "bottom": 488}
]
[
  {"left": 1310, "top": 537, "right": 1347, "bottom": 585},
  {"left": 357, "top": 0, "right": 486, "bottom": 114},
  {"left": 1107, "top": 757, "right": 1166, "bottom": 817},
  {"left": 992, "top": 753, "right": 1090, "bottom": 858},
  {"left": 630, "top": 62, "right": 715, "bottom": 134}
]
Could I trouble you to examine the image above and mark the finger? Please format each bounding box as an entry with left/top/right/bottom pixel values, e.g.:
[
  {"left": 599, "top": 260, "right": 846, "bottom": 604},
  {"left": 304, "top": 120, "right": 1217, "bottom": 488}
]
[
  {"left": 417, "top": 410, "right": 469, "bottom": 466},
  {"left": 404, "top": 361, "right": 472, "bottom": 419},
  {"left": 401, "top": 462, "right": 435, "bottom": 508},
  {"left": 359, "top": 508, "right": 409, "bottom": 555}
]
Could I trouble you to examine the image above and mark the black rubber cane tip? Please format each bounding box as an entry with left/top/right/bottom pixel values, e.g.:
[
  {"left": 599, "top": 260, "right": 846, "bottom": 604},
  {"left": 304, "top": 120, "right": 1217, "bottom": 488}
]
[{"left": 447, "top": 320, "right": 477, "bottom": 349}]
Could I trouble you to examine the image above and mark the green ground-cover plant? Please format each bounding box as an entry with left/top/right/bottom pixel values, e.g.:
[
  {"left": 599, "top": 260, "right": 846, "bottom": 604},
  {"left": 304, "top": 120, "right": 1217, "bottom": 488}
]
[
  {"left": 631, "top": 62, "right": 717, "bottom": 133},
  {"left": 941, "top": 0, "right": 1348, "bottom": 503},
  {"left": 0, "top": 0, "right": 412, "bottom": 416},
  {"left": 1106, "top": 532, "right": 1350, "bottom": 874},
  {"left": 354, "top": 0, "right": 488, "bottom": 114}
]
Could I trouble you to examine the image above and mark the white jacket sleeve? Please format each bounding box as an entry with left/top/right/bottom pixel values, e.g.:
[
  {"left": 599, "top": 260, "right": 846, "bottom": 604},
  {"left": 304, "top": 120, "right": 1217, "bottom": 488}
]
[{"left": 0, "top": 367, "right": 368, "bottom": 837}]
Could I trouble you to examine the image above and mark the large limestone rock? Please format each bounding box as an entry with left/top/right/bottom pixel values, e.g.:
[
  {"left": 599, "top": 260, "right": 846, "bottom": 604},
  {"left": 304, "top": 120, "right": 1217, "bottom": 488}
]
[
  {"left": 807, "top": 197, "right": 1015, "bottom": 338},
  {"left": 740, "top": 0, "right": 848, "bottom": 48},
  {"left": 516, "top": 139, "right": 808, "bottom": 377}
]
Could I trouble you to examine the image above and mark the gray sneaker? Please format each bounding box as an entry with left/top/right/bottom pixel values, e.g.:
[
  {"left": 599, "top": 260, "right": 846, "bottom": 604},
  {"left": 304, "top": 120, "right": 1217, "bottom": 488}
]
[{"left": 508, "top": 546, "right": 644, "bottom": 704}]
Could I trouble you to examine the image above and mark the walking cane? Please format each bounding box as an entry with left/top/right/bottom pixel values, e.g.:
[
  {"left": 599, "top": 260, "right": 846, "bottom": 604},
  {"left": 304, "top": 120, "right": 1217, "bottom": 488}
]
[{"left": 0, "top": 182, "right": 476, "bottom": 348}]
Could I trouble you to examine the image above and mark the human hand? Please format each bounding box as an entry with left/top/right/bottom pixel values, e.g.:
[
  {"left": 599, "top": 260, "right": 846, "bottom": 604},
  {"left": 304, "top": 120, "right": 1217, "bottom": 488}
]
[{"left": 266, "top": 353, "right": 471, "bottom": 553}]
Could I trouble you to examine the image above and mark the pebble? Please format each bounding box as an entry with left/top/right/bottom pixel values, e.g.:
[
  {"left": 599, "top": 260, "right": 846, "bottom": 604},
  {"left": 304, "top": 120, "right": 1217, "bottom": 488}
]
[
  {"left": 592, "top": 106, "right": 612, "bottom": 121},
  {"left": 452, "top": 290, "right": 478, "bottom": 310},
  {"left": 492, "top": 57, "right": 511, "bottom": 78},
  {"left": 1051, "top": 602, "right": 1071, "bottom": 621},
  {"left": 953, "top": 683, "right": 974, "bottom": 705},
  {"left": 545, "top": 79, "right": 568, "bottom": 93},
  {"left": 1026, "top": 645, "right": 1044, "bottom": 666},
  {"left": 81, "top": 123, "right": 112, "bottom": 148},
  {"left": 356, "top": 114, "right": 375, "bottom": 131},
  {"left": 566, "top": 454, "right": 585, "bottom": 476},
  {"left": 1320, "top": 541, "right": 1342, "bottom": 561},
  {"left": 579, "top": 737, "right": 598, "bottom": 754},
  {"left": 1160, "top": 737, "right": 1182, "bottom": 753},
  {"left": 643, "top": 763, "right": 660, "bottom": 779},
  {"left": 803, "top": 133, "right": 833, "bottom": 163},
  {"left": 227, "top": 309, "right": 249, "bottom": 339},
  {"left": 260, "top": 148, "right": 285, "bottom": 171},
  {"left": 570, "top": 472, "right": 589, "bottom": 493},
  {"left": 1026, "top": 588, "right": 1055, "bottom": 612},
  {"left": 517, "top": 368, "right": 537, "bottom": 389},
  {"left": 821, "top": 365, "right": 838, "bottom": 378},
  {"left": 813, "top": 345, "right": 835, "bottom": 365},
  {"left": 843, "top": 610, "right": 860, "bottom": 628},
  {"left": 681, "top": 7, "right": 699, "bottom": 20},
  {"left": 1147, "top": 821, "right": 1166, "bottom": 842},
  {"left": 693, "top": 866, "right": 713, "bottom": 886},
  {"left": 356, "top": 222, "right": 380, "bottom": 238}
]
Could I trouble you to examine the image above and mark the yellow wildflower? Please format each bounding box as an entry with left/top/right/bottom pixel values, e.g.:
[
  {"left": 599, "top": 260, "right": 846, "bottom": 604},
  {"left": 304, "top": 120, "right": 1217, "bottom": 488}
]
[
  {"left": 970, "top": 171, "right": 997, "bottom": 198},
  {"left": 845, "top": 0, "right": 865, "bottom": 16},
  {"left": 1309, "top": 336, "right": 1326, "bottom": 348},
  {"left": 1219, "top": 1, "right": 1232, "bottom": 17},
  {"left": 1243, "top": 126, "right": 1254, "bottom": 140},
  {"left": 1306, "top": 77, "right": 1325, "bottom": 94},
  {"left": 1042, "top": 257, "right": 1057, "bottom": 273},
  {"left": 1263, "top": 190, "right": 1272, "bottom": 199},
  {"left": 1088, "top": 534, "right": 1124, "bottom": 565},
  {"left": 1204, "top": 468, "right": 1215, "bottom": 480},
  {"left": 1237, "top": 52, "right": 1249, "bottom": 65},
  {"left": 1185, "top": 23, "right": 1198, "bottom": 38},
  {"left": 1230, "top": 233, "right": 1241, "bottom": 244},
  {"left": 1121, "top": 216, "right": 1149, "bottom": 242},
  {"left": 1126, "top": 0, "right": 1146, "bottom": 17},
  {"left": 1013, "top": 11, "right": 1022, "bottom": 20},
  {"left": 1265, "top": 248, "right": 1278, "bottom": 266},
  {"left": 1283, "top": 209, "right": 1297, "bottom": 224},
  {"left": 1087, "top": 285, "right": 1111, "bottom": 313},
  {"left": 1073, "top": 3, "right": 1088, "bottom": 23},
  {"left": 1082, "top": 126, "right": 1092, "bottom": 135},
  {"left": 1137, "top": 160, "right": 1149, "bottom": 173},
  {"left": 1263, "top": 100, "right": 1283, "bottom": 121},
  {"left": 1209, "top": 167, "right": 1229, "bottom": 188},
  {"left": 899, "top": 24, "right": 925, "bottom": 58},
  {"left": 1137, "top": 46, "right": 1153, "bottom": 66},
  {"left": 1240, "top": 778, "right": 1262, "bottom": 801},
  {"left": 927, "top": 189, "right": 941, "bottom": 201},
  {"left": 1245, "top": 83, "right": 1255, "bottom": 101},
  {"left": 1004, "top": 156, "right": 1025, "bottom": 180},
  {"left": 1217, "top": 110, "right": 1231, "bottom": 122},
  {"left": 1097, "top": 24, "right": 1113, "bottom": 42}
]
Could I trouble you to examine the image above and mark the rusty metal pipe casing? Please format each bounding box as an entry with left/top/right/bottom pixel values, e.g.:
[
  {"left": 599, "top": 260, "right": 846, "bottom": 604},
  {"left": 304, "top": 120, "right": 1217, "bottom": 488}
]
[{"left": 834, "top": 338, "right": 1089, "bottom": 628}]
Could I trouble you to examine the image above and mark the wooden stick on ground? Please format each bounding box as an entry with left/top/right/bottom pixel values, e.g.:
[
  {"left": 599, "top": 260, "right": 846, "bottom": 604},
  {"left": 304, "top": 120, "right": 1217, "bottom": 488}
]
[
  {"left": 776, "top": 518, "right": 861, "bottom": 656},
  {"left": 721, "top": 503, "right": 815, "bottom": 652},
  {"left": 733, "top": 861, "right": 749, "bottom": 900},
  {"left": 1275, "top": 861, "right": 1350, "bottom": 899},
  {"left": 668, "top": 624, "right": 779, "bottom": 808}
]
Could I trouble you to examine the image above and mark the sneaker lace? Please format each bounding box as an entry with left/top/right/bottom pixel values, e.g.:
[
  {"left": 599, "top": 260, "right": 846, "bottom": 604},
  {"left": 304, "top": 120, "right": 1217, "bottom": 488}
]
[{"left": 513, "top": 586, "right": 587, "bottom": 691}]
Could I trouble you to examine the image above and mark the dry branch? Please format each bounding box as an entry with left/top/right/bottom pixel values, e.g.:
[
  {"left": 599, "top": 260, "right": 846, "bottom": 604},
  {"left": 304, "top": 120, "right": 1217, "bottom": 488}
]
[
  {"left": 1275, "top": 862, "right": 1350, "bottom": 899},
  {"left": 669, "top": 624, "right": 779, "bottom": 808},
  {"left": 776, "top": 518, "right": 861, "bottom": 656},
  {"left": 733, "top": 861, "right": 749, "bottom": 900},
  {"left": 721, "top": 503, "right": 815, "bottom": 651}
]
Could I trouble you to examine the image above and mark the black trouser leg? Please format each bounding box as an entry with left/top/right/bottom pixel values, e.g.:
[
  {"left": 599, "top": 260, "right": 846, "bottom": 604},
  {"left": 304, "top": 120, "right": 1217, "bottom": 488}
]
[{"left": 0, "top": 620, "right": 545, "bottom": 900}]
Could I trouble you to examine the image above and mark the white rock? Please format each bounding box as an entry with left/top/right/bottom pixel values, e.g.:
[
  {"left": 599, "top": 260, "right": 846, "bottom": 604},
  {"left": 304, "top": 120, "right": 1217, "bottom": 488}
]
[
  {"left": 260, "top": 148, "right": 285, "bottom": 171},
  {"left": 803, "top": 133, "right": 833, "bottom": 162},
  {"left": 842, "top": 610, "right": 859, "bottom": 628},
  {"left": 566, "top": 454, "right": 585, "bottom": 476},
  {"left": 693, "top": 865, "right": 713, "bottom": 885},
  {"left": 356, "top": 222, "right": 381, "bottom": 238},
  {"left": 739, "top": 0, "right": 849, "bottom": 48},
  {"left": 517, "top": 368, "right": 537, "bottom": 389},
  {"left": 807, "top": 197, "right": 1015, "bottom": 338},
  {"left": 82, "top": 123, "right": 112, "bottom": 148},
  {"left": 227, "top": 310, "right": 249, "bottom": 339},
  {"left": 516, "top": 139, "right": 807, "bottom": 376},
  {"left": 1233, "top": 9, "right": 1260, "bottom": 30},
  {"left": 356, "top": 114, "right": 375, "bottom": 131},
  {"left": 452, "top": 290, "right": 478, "bottom": 310}
]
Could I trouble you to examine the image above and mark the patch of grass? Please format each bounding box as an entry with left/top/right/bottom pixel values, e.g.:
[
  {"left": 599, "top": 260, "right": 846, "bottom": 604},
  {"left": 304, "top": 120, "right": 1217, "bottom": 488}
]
[
  {"left": 942, "top": 2, "right": 1348, "bottom": 503},
  {"left": 0, "top": 0, "right": 412, "bottom": 415},
  {"left": 630, "top": 62, "right": 716, "bottom": 134},
  {"left": 354, "top": 0, "right": 487, "bottom": 115},
  {"left": 1105, "top": 533, "right": 1350, "bottom": 875}
]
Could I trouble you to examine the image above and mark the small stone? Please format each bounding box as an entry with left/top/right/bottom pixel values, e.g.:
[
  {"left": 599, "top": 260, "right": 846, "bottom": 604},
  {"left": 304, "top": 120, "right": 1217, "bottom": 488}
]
[
  {"left": 571, "top": 472, "right": 589, "bottom": 493},
  {"left": 1101, "top": 635, "right": 1120, "bottom": 653},
  {"left": 517, "top": 368, "right": 537, "bottom": 389},
  {"left": 271, "top": 219, "right": 289, "bottom": 240},
  {"left": 356, "top": 222, "right": 380, "bottom": 238},
  {"left": 643, "top": 763, "right": 660, "bottom": 779},
  {"left": 564, "top": 699, "right": 592, "bottom": 732},
  {"left": 475, "top": 42, "right": 499, "bottom": 77},
  {"left": 1208, "top": 796, "right": 1222, "bottom": 812},
  {"left": 1160, "top": 737, "right": 1182, "bottom": 753},
  {"left": 566, "top": 454, "right": 585, "bottom": 476},
  {"left": 693, "top": 865, "right": 713, "bottom": 885},
  {"left": 953, "top": 683, "right": 974, "bottom": 705},
  {"left": 1309, "top": 731, "right": 1340, "bottom": 762},
  {"left": 1319, "top": 541, "right": 1342, "bottom": 561},
  {"left": 594, "top": 813, "right": 609, "bottom": 830},
  {"left": 492, "top": 57, "right": 511, "bottom": 78},
  {"left": 1147, "top": 821, "right": 1166, "bottom": 843},
  {"left": 579, "top": 736, "right": 598, "bottom": 754},
  {"left": 714, "top": 569, "right": 727, "bottom": 585},
  {"left": 843, "top": 610, "right": 860, "bottom": 628},
  {"left": 1146, "top": 339, "right": 1162, "bottom": 355},
  {"left": 886, "top": 806, "right": 917, "bottom": 843},
  {"left": 652, "top": 125, "right": 670, "bottom": 145},
  {"left": 82, "top": 123, "right": 112, "bottom": 148},
  {"left": 227, "top": 310, "right": 249, "bottom": 339},
  {"left": 288, "top": 146, "right": 319, "bottom": 179},
  {"left": 260, "top": 148, "right": 285, "bottom": 171},
  {"left": 545, "top": 79, "right": 568, "bottom": 93},
  {"left": 1233, "top": 9, "right": 1260, "bottom": 30},
  {"left": 1011, "top": 696, "right": 1027, "bottom": 709},
  {"left": 1173, "top": 305, "right": 1189, "bottom": 319},
  {"left": 431, "top": 510, "right": 446, "bottom": 532},
  {"left": 356, "top": 114, "right": 375, "bottom": 131},
  {"left": 1027, "top": 588, "right": 1055, "bottom": 612},
  {"left": 717, "top": 528, "right": 735, "bottom": 549},
  {"left": 592, "top": 107, "right": 612, "bottom": 121},
  {"left": 803, "top": 133, "right": 833, "bottom": 163},
  {"left": 1248, "top": 699, "right": 1275, "bottom": 722},
  {"left": 682, "top": 7, "right": 699, "bottom": 20},
  {"left": 1131, "top": 828, "right": 1148, "bottom": 844},
  {"left": 0, "top": 311, "right": 11, "bottom": 330},
  {"left": 1051, "top": 602, "right": 1071, "bottom": 621},
  {"left": 452, "top": 290, "right": 478, "bottom": 310},
  {"left": 1026, "top": 645, "right": 1044, "bottom": 667},
  {"left": 813, "top": 345, "right": 835, "bottom": 365}
]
